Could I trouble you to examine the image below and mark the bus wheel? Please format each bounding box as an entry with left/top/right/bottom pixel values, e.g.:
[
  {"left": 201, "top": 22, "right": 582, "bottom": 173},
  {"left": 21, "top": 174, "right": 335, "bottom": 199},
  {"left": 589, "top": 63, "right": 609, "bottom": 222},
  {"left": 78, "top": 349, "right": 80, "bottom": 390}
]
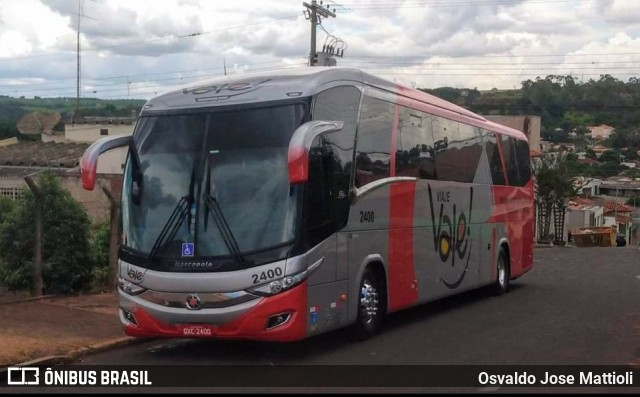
[
  {"left": 494, "top": 247, "right": 510, "bottom": 295},
  {"left": 354, "top": 267, "right": 383, "bottom": 339}
]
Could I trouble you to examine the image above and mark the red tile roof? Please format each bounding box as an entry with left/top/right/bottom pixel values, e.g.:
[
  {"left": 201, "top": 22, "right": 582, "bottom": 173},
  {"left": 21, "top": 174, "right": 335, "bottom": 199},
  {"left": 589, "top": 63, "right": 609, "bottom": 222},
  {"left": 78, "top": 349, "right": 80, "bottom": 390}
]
[
  {"left": 603, "top": 201, "right": 634, "bottom": 213},
  {"left": 572, "top": 197, "right": 596, "bottom": 206}
]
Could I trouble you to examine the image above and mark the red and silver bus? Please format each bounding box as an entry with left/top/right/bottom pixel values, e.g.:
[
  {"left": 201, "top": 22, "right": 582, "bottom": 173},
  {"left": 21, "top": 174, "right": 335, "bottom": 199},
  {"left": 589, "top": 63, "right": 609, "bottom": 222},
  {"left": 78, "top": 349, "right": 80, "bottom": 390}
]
[{"left": 81, "top": 68, "right": 534, "bottom": 341}]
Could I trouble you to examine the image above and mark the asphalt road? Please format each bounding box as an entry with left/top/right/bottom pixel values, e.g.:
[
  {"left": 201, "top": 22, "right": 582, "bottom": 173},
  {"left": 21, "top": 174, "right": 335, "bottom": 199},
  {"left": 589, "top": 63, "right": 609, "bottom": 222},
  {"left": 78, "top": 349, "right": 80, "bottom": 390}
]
[{"left": 5, "top": 247, "right": 640, "bottom": 393}]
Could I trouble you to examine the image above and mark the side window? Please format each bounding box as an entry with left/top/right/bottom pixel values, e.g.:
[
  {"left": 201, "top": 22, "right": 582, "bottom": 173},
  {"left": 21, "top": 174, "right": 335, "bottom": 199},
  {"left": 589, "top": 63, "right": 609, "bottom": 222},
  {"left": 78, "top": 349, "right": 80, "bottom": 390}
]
[
  {"left": 355, "top": 96, "right": 393, "bottom": 188},
  {"left": 396, "top": 107, "right": 436, "bottom": 179},
  {"left": 432, "top": 117, "right": 483, "bottom": 183},
  {"left": 306, "top": 86, "right": 362, "bottom": 242},
  {"left": 499, "top": 134, "right": 519, "bottom": 186},
  {"left": 513, "top": 138, "right": 531, "bottom": 186},
  {"left": 482, "top": 130, "right": 507, "bottom": 186},
  {"left": 305, "top": 136, "right": 339, "bottom": 246},
  {"left": 431, "top": 116, "right": 457, "bottom": 181},
  {"left": 455, "top": 123, "right": 484, "bottom": 183},
  {"left": 313, "top": 85, "right": 361, "bottom": 173}
]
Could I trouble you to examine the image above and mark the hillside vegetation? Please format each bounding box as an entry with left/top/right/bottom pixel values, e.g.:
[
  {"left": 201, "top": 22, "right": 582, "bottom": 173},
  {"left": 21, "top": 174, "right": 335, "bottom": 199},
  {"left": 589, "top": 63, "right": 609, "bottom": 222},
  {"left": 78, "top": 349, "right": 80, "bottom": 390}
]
[{"left": 420, "top": 74, "right": 640, "bottom": 147}]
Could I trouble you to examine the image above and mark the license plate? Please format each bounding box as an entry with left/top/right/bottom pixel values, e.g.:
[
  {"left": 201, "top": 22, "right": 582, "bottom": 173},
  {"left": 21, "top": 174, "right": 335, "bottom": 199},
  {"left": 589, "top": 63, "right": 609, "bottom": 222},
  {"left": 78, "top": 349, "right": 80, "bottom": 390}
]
[{"left": 180, "top": 324, "right": 214, "bottom": 337}]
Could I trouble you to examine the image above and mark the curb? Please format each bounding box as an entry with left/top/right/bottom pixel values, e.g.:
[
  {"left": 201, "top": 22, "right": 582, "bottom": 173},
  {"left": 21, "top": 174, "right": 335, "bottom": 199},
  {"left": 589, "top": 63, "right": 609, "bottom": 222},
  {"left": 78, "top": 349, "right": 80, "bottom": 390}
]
[
  {"left": 66, "top": 337, "right": 146, "bottom": 361},
  {"left": 2, "top": 337, "right": 151, "bottom": 369},
  {"left": 0, "top": 295, "right": 58, "bottom": 306},
  {"left": 0, "top": 356, "right": 72, "bottom": 373}
]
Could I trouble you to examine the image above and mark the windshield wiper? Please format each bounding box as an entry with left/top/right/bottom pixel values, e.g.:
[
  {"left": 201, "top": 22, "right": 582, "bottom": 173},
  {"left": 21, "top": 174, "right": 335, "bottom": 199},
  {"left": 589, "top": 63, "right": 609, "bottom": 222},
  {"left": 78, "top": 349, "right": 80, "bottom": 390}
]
[
  {"left": 147, "top": 195, "right": 192, "bottom": 262},
  {"left": 202, "top": 193, "right": 247, "bottom": 267},
  {"left": 202, "top": 154, "right": 247, "bottom": 266},
  {"left": 147, "top": 166, "right": 197, "bottom": 262}
]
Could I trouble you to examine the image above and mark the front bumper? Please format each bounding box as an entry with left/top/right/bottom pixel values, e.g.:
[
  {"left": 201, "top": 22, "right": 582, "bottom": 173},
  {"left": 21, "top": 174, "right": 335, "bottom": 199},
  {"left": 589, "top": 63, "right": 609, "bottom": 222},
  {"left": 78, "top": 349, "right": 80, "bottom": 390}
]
[{"left": 119, "top": 281, "right": 308, "bottom": 342}]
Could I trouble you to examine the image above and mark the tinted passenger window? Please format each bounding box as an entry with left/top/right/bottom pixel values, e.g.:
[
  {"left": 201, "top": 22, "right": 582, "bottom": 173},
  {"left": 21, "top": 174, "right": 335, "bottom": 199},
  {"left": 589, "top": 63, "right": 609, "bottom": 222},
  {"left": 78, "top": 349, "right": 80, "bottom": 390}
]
[
  {"left": 499, "top": 134, "right": 519, "bottom": 186},
  {"left": 396, "top": 107, "right": 436, "bottom": 179},
  {"left": 307, "top": 86, "right": 362, "bottom": 241},
  {"left": 313, "top": 86, "right": 361, "bottom": 173},
  {"left": 305, "top": 136, "right": 340, "bottom": 246},
  {"left": 432, "top": 117, "right": 483, "bottom": 183},
  {"left": 355, "top": 96, "right": 393, "bottom": 188},
  {"left": 482, "top": 130, "right": 507, "bottom": 186},
  {"left": 513, "top": 138, "right": 531, "bottom": 186}
]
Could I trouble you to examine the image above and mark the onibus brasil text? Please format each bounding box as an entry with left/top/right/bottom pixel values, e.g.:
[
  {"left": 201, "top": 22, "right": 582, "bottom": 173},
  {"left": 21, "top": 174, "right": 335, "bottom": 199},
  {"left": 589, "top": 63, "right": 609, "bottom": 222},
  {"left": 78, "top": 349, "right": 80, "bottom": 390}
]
[{"left": 9, "top": 368, "right": 151, "bottom": 386}]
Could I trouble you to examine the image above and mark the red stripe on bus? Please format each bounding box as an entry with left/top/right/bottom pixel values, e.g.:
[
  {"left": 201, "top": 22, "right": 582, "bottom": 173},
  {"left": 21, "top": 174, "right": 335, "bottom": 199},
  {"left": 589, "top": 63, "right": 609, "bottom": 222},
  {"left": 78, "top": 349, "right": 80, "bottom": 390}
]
[{"left": 388, "top": 181, "right": 419, "bottom": 312}]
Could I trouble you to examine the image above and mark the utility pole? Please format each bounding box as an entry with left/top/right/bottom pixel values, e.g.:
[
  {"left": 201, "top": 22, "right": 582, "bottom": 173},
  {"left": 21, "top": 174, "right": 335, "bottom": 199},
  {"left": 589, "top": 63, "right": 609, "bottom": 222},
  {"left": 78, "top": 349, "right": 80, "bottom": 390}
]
[
  {"left": 303, "top": 1, "right": 336, "bottom": 66},
  {"left": 76, "top": 0, "right": 82, "bottom": 116},
  {"left": 75, "top": 0, "right": 95, "bottom": 117},
  {"left": 24, "top": 174, "right": 43, "bottom": 297}
]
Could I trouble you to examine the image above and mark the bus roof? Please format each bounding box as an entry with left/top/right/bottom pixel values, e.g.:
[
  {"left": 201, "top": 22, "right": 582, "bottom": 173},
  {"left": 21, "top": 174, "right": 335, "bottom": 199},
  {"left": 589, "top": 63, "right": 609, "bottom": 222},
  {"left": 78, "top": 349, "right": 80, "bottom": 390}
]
[{"left": 142, "top": 67, "right": 527, "bottom": 142}]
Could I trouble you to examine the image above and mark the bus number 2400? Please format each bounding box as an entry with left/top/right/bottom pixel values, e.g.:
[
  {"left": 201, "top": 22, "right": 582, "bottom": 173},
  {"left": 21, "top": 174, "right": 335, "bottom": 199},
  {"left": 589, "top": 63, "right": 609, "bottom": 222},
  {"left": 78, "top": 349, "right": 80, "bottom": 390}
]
[
  {"left": 251, "top": 267, "right": 284, "bottom": 284},
  {"left": 360, "top": 210, "right": 375, "bottom": 223}
]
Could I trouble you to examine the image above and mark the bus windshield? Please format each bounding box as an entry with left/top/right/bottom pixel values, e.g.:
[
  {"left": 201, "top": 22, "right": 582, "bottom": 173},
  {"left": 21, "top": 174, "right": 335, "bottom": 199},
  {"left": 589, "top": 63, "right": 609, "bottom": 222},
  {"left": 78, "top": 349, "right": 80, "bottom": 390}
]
[{"left": 121, "top": 102, "right": 309, "bottom": 270}]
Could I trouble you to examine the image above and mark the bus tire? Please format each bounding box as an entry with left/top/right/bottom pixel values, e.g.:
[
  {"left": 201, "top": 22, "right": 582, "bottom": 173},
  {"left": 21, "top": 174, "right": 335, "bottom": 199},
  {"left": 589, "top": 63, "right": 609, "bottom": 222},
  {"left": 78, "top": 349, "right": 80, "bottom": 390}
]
[
  {"left": 354, "top": 267, "right": 384, "bottom": 339},
  {"left": 494, "top": 247, "right": 510, "bottom": 295}
]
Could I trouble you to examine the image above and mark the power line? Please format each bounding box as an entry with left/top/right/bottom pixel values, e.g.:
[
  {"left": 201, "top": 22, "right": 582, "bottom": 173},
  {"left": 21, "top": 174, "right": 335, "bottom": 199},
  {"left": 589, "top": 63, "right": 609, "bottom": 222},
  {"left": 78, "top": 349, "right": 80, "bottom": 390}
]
[
  {"left": 337, "top": 0, "right": 593, "bottom": 8},
  {"left": 347, "top": 52, "right": 640, "bottom": 59},
  {"left": 339, "top": 60, "right": 640, "bottom": 67},
  {"left": 0, "top": 60, "right": 308, "bottom": 97},
  {"left": 2, "top": 64, "right": 309, "bottom": 99},
  {"left": 4, "top": 52, "right": 639, "bottom": 91},
  {"left": 348, "top": 66, "right": 640, "bottom": 71},
  {"left": 0, "top": 58, "right": 307, "bottom": 90},
  {"left": 370, "top": 71, "right": 640, "bottom": 76}
]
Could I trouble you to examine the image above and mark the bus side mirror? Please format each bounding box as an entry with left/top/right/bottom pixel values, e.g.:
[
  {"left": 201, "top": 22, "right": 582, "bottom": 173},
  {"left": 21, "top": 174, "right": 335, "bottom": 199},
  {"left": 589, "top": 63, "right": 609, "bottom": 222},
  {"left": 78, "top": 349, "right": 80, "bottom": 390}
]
[
  {"left": 81, "top": 134, "right": 133, "bottom": 190},
  {"left": 288, "top": 120, "right": 343, "bottom": 184}
]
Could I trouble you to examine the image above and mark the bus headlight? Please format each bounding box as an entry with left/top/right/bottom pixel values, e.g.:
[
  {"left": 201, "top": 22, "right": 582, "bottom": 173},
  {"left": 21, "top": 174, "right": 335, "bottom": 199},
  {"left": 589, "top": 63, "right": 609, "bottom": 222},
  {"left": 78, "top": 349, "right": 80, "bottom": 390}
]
[
  {"left": 118, "top": 276, "right": 146, "bottom": 296},
  {"left": 249, "top": 269, "right": 308, "bottom": 296}
]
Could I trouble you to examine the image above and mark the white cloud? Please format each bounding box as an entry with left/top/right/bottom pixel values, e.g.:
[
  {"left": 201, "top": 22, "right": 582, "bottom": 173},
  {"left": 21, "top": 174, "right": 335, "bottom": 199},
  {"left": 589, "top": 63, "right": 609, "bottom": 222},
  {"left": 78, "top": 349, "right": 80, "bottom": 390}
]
[
  {"left": 1, "top": 0, "right": 640, "bottom": 97},
  {"left": 0, "top": 31, "right": 32, "bottom": 58}
]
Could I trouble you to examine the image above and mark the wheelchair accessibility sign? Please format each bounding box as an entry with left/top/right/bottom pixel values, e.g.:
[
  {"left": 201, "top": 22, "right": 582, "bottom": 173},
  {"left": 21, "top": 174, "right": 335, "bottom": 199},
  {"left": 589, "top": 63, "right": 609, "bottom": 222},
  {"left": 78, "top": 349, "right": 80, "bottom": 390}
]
[{"left": 182, "top": 243, "right": 195, "bottom": 257}]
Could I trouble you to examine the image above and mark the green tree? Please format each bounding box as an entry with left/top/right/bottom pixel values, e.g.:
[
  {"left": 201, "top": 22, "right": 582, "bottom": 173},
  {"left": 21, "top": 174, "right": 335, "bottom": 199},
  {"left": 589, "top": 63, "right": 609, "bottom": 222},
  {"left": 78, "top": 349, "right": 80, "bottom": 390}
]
[
  {"left": 90, "top": 220, "right": 111, "bottom": 288},
  {"left": 599, "top": 150, "right": 622, "bottom": 163},
  {"left": 626, "top": 195, "right": 639, "bottom": 207},
  {"left": 533, "top": 153, "right": 579, "bottom": 243},
  {"left": 550, "top": 155, "right": 579, "bottom": 244},
  {"left": 533, "top": 155, "right": 557, "bottom": 242},
  {"left": 0, "top": 196, "right": 15, "bottom": 225},
  {"left": 0, "top": 173, "right": 94, "bottom": 294}
]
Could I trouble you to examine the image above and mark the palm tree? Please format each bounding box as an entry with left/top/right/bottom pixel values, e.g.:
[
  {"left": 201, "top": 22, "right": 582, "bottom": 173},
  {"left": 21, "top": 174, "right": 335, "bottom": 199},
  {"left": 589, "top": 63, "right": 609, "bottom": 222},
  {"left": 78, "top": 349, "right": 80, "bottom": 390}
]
[
  {"left": 533, "top": 152, "right": 579, "bottom": 244},
  {"left": 533, "top": 155, "right": 556, "bottom": 243}
]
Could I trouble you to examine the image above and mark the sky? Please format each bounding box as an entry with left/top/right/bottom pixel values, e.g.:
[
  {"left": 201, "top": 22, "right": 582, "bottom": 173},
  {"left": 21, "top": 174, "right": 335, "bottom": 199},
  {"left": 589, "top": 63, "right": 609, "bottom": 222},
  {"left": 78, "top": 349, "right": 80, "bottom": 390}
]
[{"left": 1, "top": 0, "right": 640, "bottom": 99}]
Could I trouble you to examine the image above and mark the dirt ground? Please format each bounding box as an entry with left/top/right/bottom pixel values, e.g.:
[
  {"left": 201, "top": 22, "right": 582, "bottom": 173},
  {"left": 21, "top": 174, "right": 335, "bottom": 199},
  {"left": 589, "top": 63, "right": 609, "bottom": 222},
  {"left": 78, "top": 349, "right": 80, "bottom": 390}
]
[{"left": 0, "top": 292, "right": 125, "bottom": 366}]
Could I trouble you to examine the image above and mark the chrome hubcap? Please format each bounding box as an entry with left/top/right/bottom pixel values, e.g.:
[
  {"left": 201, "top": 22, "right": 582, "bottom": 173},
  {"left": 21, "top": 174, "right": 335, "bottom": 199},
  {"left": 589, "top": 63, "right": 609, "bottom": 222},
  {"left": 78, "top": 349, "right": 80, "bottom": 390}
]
[{"left": 360, "top": 279, "right": 379, "bottom": 324}]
